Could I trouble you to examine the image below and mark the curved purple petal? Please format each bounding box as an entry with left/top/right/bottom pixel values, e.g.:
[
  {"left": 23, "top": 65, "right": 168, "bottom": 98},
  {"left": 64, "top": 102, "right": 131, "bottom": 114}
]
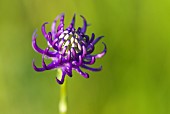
[
  {"left": 51, "top": 13, "right": 64, "bottom": 38},
  {"left": 72, "top": 55, "right": 82, "bottom": 66},
  {"left": 84, "top": 35, "right": 89, "bottom": 43},
  {"left": 57, "top": 14, "right": 65, "bottom": 32},
  {"left": 74, "top": 67, "right": 89, "bottom": 78},
  {"left": 88, "top": 33, "right": 95, "bottom": 44},
  {"left": 86, "top": 42, "right": 106, "bottom": 59},
  {"left": 55, "top": 29, "right": 63, "bottom": 38},
  {"left": 57, "top": 54, "right": 62, "bottom": 64},
  {"left": 82, "top": 46, "right": 87, "bottom": 57},
  {"left": 92, "top": 36, "right": 104, "bottom": 45},
  {"left": 32, "top": 59, "right": 46, "bottom": 72},
  {"left": 78, "top": 55, "right": 82, "bottom": 65},
  {"left": 76, "top": 27, "right": 81, "bottom": 34},
  {"left": 71, "top": 48, "right": 76, "bottom": 58},
  {"left": 67, "top": 14, "right": 76, "bottom": 30},
  {"left": 42, "top": 56, "right": 47, "bottom": 69},
  {"left": 94, "top": 42, "right": 107, "bottom": 58},
  {"left": 56, "top": 70, "right": 66, "bottom": 84},
  {"left": 42, "top": 56, "right": 57, "bottom": 70},
  {"left": 58, "top": 39, "right": 65, "bottom": 50},
  {"left": 83, "top": 56, "right": 95, "bottom": 65},
  {"left": 47, "top": 32, "right": 53, "bottom": 44},
  {"left": 65, "top": 64, "right": 72, "bottom": 77},
  {"left": 66, "top": 70, "right": 72, "bottom": 77},
  {"left": 87, "top": 43, "right": 95, "bottom": 54},
  {"left": 51, "top": 38, "right": 59, "bottom": 50},
  {"left": 80, "top": 15, "right": 87, "bottom": 33},
  {"left": 81, "top": 65, "right": 102, "bottom": 72},
  {"left": 32, "top": 30, "right": 44, "bottom": 54},
  {"left": 41, "top": 22, "right": 49, "bottom": 40},
  {"left": 61, "top": 46, "right": 67, "bottom": 55},
  {"left": 67, "top": 50, "right": 71, "bottom": 61},
  {"left": 44, "top": 47, "right": 60, "bottom": 57}
]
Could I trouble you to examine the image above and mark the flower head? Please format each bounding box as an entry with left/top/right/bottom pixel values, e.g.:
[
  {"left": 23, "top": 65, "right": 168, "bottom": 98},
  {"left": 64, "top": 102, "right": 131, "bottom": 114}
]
[{"left": 32, "top": 13, "right": 107, "bottom": 84}]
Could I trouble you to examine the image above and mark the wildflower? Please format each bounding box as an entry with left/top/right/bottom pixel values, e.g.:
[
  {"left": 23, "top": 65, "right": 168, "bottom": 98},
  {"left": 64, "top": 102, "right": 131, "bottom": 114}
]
[{"left": 32, "top": 13, "right": 106, "bottom": 84}]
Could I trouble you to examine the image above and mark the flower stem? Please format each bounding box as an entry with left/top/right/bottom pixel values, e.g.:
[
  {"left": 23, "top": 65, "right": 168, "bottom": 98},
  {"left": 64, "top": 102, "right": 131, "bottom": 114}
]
[{"left": 58, "top": 70, "right": 67, "bottom": 114}]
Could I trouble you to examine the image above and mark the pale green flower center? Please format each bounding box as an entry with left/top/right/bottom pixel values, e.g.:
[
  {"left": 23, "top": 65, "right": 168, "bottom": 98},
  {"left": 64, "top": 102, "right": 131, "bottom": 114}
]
[{"left": 59, "top": 30, "right": 81, "bottom": 53}]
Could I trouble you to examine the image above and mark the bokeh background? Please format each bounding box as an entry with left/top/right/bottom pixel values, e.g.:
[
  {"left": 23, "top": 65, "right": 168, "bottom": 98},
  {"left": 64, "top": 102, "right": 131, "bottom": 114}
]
[{"left": 0, "top": 0, "right": 170, "bottom": 114}]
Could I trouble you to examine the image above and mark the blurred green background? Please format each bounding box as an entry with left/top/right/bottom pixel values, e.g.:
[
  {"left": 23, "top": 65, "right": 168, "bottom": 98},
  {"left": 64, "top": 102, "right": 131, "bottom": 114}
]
[{"left": 0, "top": 0, "right": 170, "bottom": 114}]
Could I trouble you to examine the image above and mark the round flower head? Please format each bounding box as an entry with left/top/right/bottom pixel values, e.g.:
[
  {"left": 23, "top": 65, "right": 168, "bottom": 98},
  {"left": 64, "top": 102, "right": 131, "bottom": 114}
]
[{"left": 32, "top": 13, "right": 107, "bottom": 84}]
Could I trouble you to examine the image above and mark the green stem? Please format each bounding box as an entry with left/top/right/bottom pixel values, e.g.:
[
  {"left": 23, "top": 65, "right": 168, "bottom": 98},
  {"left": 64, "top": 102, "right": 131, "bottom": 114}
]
[{"left": 58, "top": 70, "right": 67, "bottom": 114}]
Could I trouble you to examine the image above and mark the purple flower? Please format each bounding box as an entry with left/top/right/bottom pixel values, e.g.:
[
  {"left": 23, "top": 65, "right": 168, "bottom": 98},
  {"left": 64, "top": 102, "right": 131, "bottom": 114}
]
[{"left": 32, "top": 13, "right": 107, "bottom": 84}]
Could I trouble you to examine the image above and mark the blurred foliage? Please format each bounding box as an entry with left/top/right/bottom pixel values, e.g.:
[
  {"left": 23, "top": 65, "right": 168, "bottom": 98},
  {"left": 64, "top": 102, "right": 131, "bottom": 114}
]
[{"left": 0, "top": 0, "right": 170, "bottom": 114}]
